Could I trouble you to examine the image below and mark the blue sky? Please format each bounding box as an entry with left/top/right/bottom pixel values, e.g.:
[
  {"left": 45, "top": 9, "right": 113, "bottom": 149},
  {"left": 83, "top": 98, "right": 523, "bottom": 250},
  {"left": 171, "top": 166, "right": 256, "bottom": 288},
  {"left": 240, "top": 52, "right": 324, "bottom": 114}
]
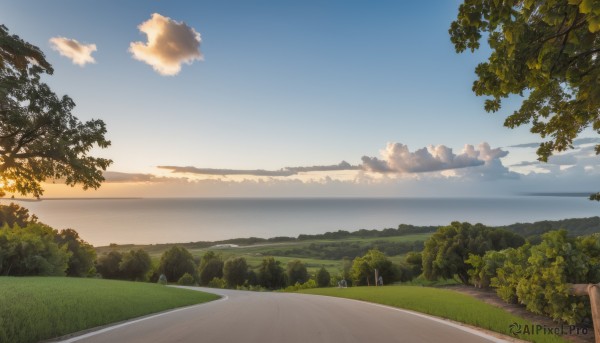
[{"left": 1, "top": 0, "right": 598, "bottom": 197}]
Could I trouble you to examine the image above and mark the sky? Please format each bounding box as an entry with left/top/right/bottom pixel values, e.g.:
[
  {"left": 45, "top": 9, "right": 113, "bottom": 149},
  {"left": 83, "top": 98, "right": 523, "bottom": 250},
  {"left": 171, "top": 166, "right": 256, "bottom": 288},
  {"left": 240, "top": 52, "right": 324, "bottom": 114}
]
[{"left": 1, "top": 0, "right": 599, "bottom": 198}]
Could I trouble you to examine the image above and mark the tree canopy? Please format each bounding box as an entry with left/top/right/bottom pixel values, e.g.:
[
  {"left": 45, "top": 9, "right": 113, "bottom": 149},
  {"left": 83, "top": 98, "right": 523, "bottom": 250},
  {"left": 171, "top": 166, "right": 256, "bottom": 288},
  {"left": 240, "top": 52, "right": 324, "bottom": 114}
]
[
  {"left": 0, "top": 25, "right": 111, "bottom": 197},
  {"left": 450, "top": 1, "right": 600, "bottom": 198}
]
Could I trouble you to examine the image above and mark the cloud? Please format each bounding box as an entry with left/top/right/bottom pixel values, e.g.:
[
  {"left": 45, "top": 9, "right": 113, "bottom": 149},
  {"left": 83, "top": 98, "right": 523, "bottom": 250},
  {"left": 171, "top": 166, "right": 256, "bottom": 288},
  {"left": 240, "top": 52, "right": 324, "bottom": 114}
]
[
  {"left": 158, "top": 161, "right": 359, "bottom": 177},
  {"left": 49, "top": 37, "right": 97, "bottom": 66},
  {"left": 360, "top": 142, "right": 488, "bottom": 173},
  {"left": 103, "top": 171, "right": 171, "bottom": 183},
  {"left": 509, "top": 137, "right": 600, "bottom": 149},
  {"left": 129, "top": 13, "right": 203, "bottom": 76}
]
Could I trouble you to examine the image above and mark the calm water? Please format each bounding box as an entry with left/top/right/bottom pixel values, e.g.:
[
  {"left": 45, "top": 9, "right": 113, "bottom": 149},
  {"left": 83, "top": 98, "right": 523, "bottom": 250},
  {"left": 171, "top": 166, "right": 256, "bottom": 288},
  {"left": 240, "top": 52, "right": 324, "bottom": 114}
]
[{"left": 2, "top": 197, "right": 598, "bottom": 246}]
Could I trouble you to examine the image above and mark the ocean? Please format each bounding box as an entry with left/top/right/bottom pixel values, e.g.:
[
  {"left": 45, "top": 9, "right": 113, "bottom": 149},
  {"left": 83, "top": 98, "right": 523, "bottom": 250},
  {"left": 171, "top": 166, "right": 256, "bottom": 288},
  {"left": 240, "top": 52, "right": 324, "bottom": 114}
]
[{"left": 2, "top": 197, "right": 598, "bottom": 246}]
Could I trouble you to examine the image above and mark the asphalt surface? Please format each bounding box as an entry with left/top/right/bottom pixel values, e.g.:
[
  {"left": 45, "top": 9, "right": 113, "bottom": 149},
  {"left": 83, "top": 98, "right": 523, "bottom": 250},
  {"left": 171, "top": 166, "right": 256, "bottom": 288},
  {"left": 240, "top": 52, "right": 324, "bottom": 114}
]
[{"left": 58, "top": 287, "right": 508, "bottom": 343}]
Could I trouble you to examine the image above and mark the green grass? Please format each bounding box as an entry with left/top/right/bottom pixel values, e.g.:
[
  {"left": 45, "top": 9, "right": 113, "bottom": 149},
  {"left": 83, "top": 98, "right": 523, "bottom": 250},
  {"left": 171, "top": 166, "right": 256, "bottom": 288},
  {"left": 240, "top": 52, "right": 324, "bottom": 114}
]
[
  {"left": 0, "top": 277, "right": 219, "bottom": 343},
  {"left": 299, "top": 286, "right": 567, "bottom": 343}
]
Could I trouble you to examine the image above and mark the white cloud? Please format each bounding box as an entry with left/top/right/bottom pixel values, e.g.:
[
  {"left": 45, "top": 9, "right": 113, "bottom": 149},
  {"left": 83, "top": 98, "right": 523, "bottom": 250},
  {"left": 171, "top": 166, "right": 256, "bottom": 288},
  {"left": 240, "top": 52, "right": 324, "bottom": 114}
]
[
  {"left": 360, "top": 142, "right": 488, "bottom": 173},
  {"left": 49, "top": 37, "right": 97, "bottom": 66},
  {"left": 129, "top": 13, "right": 203, "bottom": 76}
]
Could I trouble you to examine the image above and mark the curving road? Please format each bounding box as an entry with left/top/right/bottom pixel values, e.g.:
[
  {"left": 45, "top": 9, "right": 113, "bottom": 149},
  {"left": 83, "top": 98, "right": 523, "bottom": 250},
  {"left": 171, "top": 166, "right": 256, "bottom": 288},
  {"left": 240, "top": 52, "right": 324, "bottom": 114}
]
[{"left": 58, "top": 287, "right": 509, "bottom": 343}]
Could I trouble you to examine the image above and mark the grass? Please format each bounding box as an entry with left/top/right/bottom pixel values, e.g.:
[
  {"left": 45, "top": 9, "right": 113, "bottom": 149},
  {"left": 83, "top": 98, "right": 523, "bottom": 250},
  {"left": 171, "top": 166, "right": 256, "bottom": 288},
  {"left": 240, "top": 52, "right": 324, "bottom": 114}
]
[
  {"left": 0, "top": 277, "right": 219, "bottom": 343},
  {"left": 299, "top": 286, "right": 567, "bottom": 343}
]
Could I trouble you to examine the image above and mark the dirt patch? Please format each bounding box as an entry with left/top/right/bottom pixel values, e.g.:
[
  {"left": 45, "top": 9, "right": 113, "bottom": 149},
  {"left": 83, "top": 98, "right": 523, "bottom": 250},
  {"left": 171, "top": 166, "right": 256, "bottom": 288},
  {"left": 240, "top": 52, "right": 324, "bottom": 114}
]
[{"left": 447, "top": 285, "right": 594, "bottom": 343}]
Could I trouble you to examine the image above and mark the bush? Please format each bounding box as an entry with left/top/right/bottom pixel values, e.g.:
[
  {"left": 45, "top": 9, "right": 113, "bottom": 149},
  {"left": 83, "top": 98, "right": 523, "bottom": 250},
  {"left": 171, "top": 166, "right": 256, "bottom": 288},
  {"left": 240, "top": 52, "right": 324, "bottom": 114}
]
[
  {"left": 316, "top": 267, "right": 331, "bottom": 287},
  {"left": 223, "top": 257, "right": 248, "bottom": 288},
  {"left": 158, "top": 246, "right": 197, "bottom": 282},
  {"left": 207, "top": 277, "right": 225, "bottom": 288},
  {"left": 177, "top": 273, "right": 196, "bottom": 286}
]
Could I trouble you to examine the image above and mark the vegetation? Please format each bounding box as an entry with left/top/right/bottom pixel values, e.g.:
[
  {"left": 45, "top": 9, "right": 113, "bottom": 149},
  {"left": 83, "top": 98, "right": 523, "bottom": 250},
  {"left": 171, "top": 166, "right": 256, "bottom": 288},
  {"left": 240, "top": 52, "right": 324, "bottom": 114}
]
[
  {"left": 286, "top": 260, "right": 309, "bottom": 285},
  {"left": 299, "top": 286, "right": 565, "bottom": 343},
  {"left": 223, "top": 257, "right": 248, "bottom": 288},
  {"left": 450, "top": 0, "right": 600, "bottom": 199},
  {"left": 422, "top": 222, "right": 525, "bottom": 284},
  {"left": 0, "top": 277, "right": 219, "bottom": 343},
  {"left": 158, "top": 246, "right": 197, "bottom": 283},
  {"left": 469, "top": 230, "right": 600, "bottom": 324},
  {"left": 351, "top": 249, "right": 396, "bottom": 286},
  {"left": 0, "top": 25, "right": 111, "bottom": 198},
  {"left": 0, "top": 223, "right": 69, "bottom": 276},
  {"left": 315, "top": 266, "right": 331, "bottom": 287},
  {"left": 258, "top": 257, "right": 286, "bottom": 289},
  {"left": 55, "top": 229, "right": 96, "bottom": 277},
  {"left": 198, "top": 251, "right": 223, "bottom": 285}
]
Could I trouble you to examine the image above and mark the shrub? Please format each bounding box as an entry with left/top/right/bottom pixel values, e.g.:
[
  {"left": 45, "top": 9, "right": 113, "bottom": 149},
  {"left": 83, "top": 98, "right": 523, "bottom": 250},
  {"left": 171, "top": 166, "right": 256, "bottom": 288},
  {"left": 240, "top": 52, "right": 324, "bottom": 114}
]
[
  {"left": 316, "top": 266, "right": 331, "bottom": 287},
  {"left": 177, "top": 273, "right": 196, "bottom": 286},
  {"left": 207, "top": 277, "right": 226, "bottom": 288}
]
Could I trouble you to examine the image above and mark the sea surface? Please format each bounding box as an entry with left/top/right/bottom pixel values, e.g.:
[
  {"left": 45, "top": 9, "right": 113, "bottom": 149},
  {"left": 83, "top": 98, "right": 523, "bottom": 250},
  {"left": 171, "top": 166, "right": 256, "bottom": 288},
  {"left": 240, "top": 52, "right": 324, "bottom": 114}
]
[{"left": 2, "top": 197, "right": 598, "bottom": 246}]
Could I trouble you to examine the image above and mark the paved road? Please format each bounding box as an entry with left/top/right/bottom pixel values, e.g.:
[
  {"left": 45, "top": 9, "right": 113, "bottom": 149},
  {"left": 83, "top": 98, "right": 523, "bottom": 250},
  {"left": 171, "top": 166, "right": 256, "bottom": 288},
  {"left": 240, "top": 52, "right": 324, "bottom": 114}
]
[{"left": 59, "top": 287, "right": 508, "bottom": 343}]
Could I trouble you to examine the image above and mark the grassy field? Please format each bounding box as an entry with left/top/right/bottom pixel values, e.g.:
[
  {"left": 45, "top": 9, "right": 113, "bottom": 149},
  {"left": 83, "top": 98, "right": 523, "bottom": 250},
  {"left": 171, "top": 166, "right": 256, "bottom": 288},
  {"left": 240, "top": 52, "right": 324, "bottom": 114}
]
[
  {"left": 299, "top": 286, "right": 567, "bottom": 343},
  {"left": 0, "top": 277, "right": 219, "bottom": 343}
]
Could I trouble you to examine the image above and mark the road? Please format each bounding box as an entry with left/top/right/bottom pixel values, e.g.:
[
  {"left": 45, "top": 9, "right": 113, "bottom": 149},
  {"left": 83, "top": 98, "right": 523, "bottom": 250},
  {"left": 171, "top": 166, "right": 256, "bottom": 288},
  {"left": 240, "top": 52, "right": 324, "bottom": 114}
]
[{"left": 58, "top": 287, "right": 509, "bottom": 343}]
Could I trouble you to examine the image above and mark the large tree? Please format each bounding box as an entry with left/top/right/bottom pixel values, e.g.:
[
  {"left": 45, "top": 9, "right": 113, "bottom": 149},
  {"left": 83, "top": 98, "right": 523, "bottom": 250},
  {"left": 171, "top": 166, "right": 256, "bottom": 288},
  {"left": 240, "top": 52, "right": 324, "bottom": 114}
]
[
  {"left": 0, "top": 25, "right": 111, "bottom": 197},
  {"left": 450, "top": 1, "right": 600, "bottom": 198}
]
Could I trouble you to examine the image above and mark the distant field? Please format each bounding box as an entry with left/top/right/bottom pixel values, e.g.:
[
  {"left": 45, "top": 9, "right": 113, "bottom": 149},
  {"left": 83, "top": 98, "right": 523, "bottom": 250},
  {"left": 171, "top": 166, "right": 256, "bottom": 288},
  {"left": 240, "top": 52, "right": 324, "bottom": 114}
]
[
  {"left": 0, "top": 277, "right": 219, "bottom": 343},
  {"left": 95, "top": 233, "right": 432, "bottom": 274},
  {"left": 300, "top": 286, "right": 566, "bottom": 343}
]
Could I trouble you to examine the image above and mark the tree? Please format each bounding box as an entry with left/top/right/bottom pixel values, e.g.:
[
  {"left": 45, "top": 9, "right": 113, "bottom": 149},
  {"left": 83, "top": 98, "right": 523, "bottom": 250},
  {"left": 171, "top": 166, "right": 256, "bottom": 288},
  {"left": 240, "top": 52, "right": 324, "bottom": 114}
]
[
  {"left": 258, "top": 257, "right": 286, "bottom": 289},
  {"left": 422, "top": 222, "right": 524, "bottom": 284},
  {"left": 0, "top": 223, "right": 69, "bottom": 276},
  {"left": 286, "top": 260, "right": 309, "bottom": 285},
  {"left": 95, "top": 250, "right": 123, "bottom": 279},
  {"left": 0, "top": 203, "right": 36, "bottom": 227},
  {"left": 0, "top": 25, "right": 111, "bottom": 198},
  {"left": 223, "top": 257, "right": 248, "bottom": 288},
  {"left": 198, "top": 251, "right": 223, "bottom": 285},
  {"left": 316, "top": 266, "right": 331, "bottom": 287},
  {"left": 55, "top": 228, "right": 96, "bottom": 277},
  {"left": 158, "top": 246, "right": 197, "bottom": 282},
  {"left": 450, "top": 1, "right": 600, "bottom": 198},
  {"left": 351, "top": 249, "right": 396, "bottom": 286},
  {"left": 119, "top": 249, "right": 152, "bottom": 281}
]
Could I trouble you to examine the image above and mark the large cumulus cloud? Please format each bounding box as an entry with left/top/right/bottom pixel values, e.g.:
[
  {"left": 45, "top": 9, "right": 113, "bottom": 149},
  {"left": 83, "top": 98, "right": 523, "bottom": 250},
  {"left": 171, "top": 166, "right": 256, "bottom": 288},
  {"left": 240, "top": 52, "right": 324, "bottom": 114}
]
[{"left": 129, "top": 13, "right": 203, "bottom": 76}]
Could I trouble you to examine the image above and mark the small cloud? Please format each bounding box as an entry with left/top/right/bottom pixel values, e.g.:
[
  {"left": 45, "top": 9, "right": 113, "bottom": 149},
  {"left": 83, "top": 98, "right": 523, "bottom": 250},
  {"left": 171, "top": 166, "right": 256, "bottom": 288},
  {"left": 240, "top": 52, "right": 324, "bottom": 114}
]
[
  {"left": 129, "top": 13, "right": 203, "bottom": 76},
  {"left": 49, "top": 37, "right": 97, "bottom": 66},
  {"left": 103, "top": 171, "right": 169, "bottom": 183}
]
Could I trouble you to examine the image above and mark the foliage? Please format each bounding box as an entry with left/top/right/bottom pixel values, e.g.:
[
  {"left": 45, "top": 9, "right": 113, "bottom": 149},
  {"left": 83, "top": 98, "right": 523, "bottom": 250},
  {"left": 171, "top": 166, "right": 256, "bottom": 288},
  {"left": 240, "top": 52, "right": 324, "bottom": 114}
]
[
  {"left": 283, "top": 279, "right": 317, "bottom": 292},
  {"left": 286, "top": 260, "right": 309, "bottom": 285},
  {"left": 95, "top": 250, "right": 123, "bottom": 279},
  {"left": 198, "top": 251, "right": 223, "bottom": 285},
  {"left": 223, "top": 257, "right": 248, "bottom": 288},
  {"left": 403, "top": 251, "right": 423, "bottom": 279},
  {"left": 158, "top": 246, "right": 197, "bottom": 283},
  {"left": 258, "top": 256, "right": 286, "bottom": 289},
  {"left": 299, "top": 286, "right": 566, "bottom": 343},
  {"left": 177, "top": 272, "right": 196, "bottom": 286},
  {"left": 0, "top": 203, "right": 36, "bottom": 227},
  {"left": 0, "top": 25, "right": 111, "bottom": 197},
  {"left": 351, "top": 249, "right": 396, "bottom": 286},
  {"left": 0, "top": 223, "right": 69, "bottom": 276},
  {"left": 207, "top": 277, "right": 226, "bottom": 288},
  {"left": 315, "top": 266, "right": 331, "bottom": 287},
  {"left": 422, "top": 222, "right": 524, "bottom": 284},
  {"left": 450, "top": 1, "right": 600, "bottom": 198},
  {"left": 119, "top": 249, "right": 152, "bottom": 281},
  {"left": 0, "top": 277, "right": 219, "bottom": 343},
  {"left": 466, "top": 250, "right": 507, "bottom": 288},
  {"left": 55, "top": 229, "right": 96, "bottom": 277}
]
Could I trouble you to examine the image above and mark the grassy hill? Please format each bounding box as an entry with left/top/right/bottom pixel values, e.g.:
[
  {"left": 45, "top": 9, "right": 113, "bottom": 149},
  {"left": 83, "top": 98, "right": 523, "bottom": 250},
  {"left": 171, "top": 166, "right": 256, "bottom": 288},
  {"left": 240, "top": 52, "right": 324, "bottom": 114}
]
[{"left": 0, "top": 277, "right": 219, "bottom": 343}]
